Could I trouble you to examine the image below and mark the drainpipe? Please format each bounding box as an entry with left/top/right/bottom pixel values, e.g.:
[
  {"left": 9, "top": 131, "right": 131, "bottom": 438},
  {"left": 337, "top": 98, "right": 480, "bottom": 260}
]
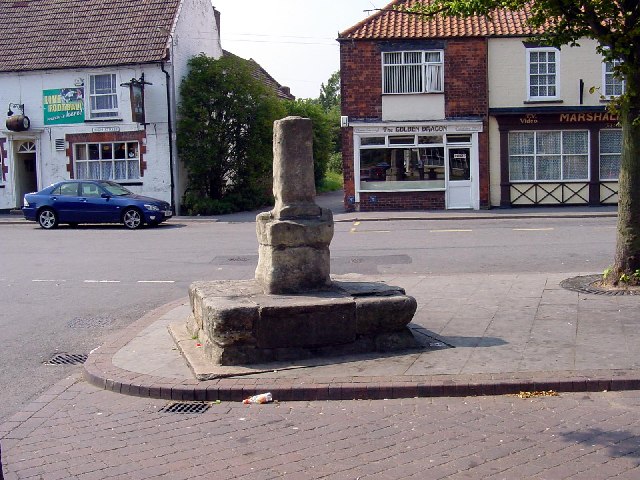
[{"left": 161, "top": 61, "right": 176, "bottom": 214}]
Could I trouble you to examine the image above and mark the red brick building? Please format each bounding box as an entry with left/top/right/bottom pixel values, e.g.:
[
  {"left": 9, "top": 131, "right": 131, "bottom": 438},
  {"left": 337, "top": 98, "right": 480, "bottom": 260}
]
[{"left": 338, "top": 0, "right": 622, "bottom": 211}]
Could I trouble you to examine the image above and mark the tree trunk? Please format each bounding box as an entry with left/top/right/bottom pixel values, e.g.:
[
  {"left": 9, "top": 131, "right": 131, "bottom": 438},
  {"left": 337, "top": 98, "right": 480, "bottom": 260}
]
[{"left": 608, "top": 64, "right": 640, "bottom": 285}]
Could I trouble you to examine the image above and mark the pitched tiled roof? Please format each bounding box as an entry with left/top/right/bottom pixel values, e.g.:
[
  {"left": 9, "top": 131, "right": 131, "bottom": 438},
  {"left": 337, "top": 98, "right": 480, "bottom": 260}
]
[
  {"left": 0, "top": 0, "right": 181, "bottom": 73},
  {"left": 223, "top": 51, "right": 295, "bottom": 101},
  {"left": 339, "top": 0, "right": 544, "bottom": 40}
]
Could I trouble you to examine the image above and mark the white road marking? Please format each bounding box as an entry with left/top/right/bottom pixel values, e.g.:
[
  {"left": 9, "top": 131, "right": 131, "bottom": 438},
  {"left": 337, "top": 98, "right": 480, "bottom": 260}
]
[
  {"left": 137, "top": 280, "right": 176, "bottom": 284},
  {"left": 429, "top": 229, "right": 473, "bottom": 233},
  {"left": 84, "top": 280, "right": 121, "bottom": 283},
  {"left": 32, "top": 279, "right": 66, "bottom": 283},
  {"left": 513, "top": 228, "right": 554, "bottom": 231}
]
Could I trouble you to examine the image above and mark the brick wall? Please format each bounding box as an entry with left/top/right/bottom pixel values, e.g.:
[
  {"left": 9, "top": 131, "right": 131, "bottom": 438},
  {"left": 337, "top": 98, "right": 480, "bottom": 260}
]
[
  {"left": 340, "top": 41, "right": 382, "bottom": 119},
  {"left": 359, "top": 191, "right": 445, "bottom": 211},
  {"left": 340, "top": 37, "right": 491, "bottom": 210},
  {"left": 445, "top": 38, "right": 488, "bottom": 118}
]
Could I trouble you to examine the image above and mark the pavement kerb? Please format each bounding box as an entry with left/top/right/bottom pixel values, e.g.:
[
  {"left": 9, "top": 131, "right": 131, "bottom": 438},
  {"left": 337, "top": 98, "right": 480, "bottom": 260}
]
[
  {"left": 0, "top": 210, "right": 618, "bottom": 225},
  {"left": 83, "top": 297, "right": 640, "bottom": 402}
]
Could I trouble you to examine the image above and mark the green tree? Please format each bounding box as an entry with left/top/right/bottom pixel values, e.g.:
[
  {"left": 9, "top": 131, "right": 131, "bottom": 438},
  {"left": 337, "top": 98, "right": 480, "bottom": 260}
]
[
  {"left": 403, "top": 0, "right": 640, "bottom": 285},
  {"left": 284, "top": 99, "right": 335, "bottom": 187},
  {"left": 318, "top": 71, "right": 341, "bottom": 113},
  {"left": 177, "top": 54, "right": 286, "bottom": 214}
]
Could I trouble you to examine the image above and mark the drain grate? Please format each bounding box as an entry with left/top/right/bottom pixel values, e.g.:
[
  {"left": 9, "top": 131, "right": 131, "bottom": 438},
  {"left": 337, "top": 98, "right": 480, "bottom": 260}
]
[
  {"left": 45, "top": 353, "right": 88, "bottom": 365},
  {"left": 158, "top": 402, "right": 211, "bottom": 414}
]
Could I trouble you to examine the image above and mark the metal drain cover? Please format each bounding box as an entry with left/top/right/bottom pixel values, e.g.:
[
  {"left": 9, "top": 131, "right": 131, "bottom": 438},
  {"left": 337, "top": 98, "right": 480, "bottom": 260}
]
[
  {"left": 45, "top": 353, "right": 88, "bottom": 365},
  {"left": 159, "top": 402, "right": 211, "bottom": 414}
]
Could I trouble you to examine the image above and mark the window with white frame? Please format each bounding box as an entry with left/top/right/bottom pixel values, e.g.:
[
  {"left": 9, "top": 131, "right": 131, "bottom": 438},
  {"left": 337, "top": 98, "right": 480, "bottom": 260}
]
[
  {"left": 383, "top": 51, "right": 444, "bottom": 94},
  {"left": 527, "top": 48, "right": 559, "bottom": 100},
  {"left": 508, "top": 130, "right": 589, "bottom": 181},
  {"left": 603, "top": 59, "right": 625, "bottom": 98},
  {"left": 74, "top": 141, "right": 140, "bottom": 180},
  {"left": 88, "top": 74, "right": 119, "bottom": 119},
  {"left": 599, "top": 129, "right": 622, "bottom": 180}
]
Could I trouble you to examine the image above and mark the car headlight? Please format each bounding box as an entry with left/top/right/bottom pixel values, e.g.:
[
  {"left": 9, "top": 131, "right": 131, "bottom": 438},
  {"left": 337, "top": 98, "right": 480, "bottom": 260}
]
[
  {"left": 23, "top": 197, "right": 30, "bottom": 207},
  {"left": 144, "top": 204, "right": 160, "bottom": 211}
]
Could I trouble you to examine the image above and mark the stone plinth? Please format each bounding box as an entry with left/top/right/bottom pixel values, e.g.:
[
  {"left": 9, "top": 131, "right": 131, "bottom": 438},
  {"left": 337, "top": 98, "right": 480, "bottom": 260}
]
[
  {"left": 255, "top": 208, "right": 333, "bottom": 294},
  {"left": 184, "top": 279, "right": 419, "bottom": 366}
]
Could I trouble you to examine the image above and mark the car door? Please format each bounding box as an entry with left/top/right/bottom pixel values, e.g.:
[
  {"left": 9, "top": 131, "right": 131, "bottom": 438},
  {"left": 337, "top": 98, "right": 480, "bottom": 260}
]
[
  {"left": 77, "top": 182, "right": 114, "bottom": 223},
  {"left": 50, "top": 182, "right": 82, "bottom": 222}
]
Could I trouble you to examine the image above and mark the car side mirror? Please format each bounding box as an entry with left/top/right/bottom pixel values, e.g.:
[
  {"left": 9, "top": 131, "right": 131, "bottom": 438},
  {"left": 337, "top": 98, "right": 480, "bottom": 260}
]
[{"left": 101, "top": 193, "right": 111, "bottom": 199}]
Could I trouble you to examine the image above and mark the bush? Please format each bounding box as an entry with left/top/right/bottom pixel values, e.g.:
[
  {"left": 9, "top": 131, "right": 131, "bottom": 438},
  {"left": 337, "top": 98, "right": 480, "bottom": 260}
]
[{"left": 327, "top": 152, "right": 343, "bottom": 174}]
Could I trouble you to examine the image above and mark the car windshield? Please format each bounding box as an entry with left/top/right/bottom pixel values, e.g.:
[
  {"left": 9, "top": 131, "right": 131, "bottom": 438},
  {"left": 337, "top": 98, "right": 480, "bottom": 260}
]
[{"left": 102, "top": 182, "right": 133, "bottom": 196}]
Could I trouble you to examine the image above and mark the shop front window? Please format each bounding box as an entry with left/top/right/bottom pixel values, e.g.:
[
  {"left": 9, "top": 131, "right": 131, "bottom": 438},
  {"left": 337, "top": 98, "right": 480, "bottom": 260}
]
[
  {"left": 599, "top": 129, "right": 622, "bottom": 180},
  {"left": 508, "top": 130, "right": 588, "bottom": 181},
  {"left": 75, "top": 141, "right": 140, "bottom": 180},
  {"left": 359, "top": 132, "right": 447, "bottom": 191}
]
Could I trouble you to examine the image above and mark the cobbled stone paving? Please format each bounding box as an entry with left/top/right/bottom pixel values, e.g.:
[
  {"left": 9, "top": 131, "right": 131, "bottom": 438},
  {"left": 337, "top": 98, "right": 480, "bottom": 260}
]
[{"left": 2, "top": 376, "right": 640, "bottom": 479}]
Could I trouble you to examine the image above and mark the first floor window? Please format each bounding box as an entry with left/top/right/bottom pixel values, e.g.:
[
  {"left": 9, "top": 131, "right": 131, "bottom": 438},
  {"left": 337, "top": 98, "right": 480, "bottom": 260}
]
[
  {"left": 527, "top": 48, "right": 559, "bottom": 100},
  {"left": 509, "top": 130, "right": 589, "bottom": 181},
  {"left": 74, "top": 141, "right": 140, "bottom": 180},
  {"left": 88, "top": 73, "right": 119, "bottom": 119},
  {"left": 599, "top": 129, "right": 622, "bottom": 180},
  {"left": 383, "top": 50, "right": 444, "bottom": 94},
  {"left": 603, "top": 60, "right": 625, "bottom": 98}
]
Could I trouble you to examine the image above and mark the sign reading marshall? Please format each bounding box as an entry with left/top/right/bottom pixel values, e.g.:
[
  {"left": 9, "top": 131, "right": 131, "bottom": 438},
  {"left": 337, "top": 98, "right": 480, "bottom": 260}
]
[{"left": 43, "top": 88, "right": 85, "bottom": 125}]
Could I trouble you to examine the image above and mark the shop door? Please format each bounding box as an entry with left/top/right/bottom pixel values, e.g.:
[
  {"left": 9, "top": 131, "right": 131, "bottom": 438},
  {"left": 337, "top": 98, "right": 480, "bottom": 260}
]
[{"left": 446, "top": 147, "right": 472, "bottom": 209}]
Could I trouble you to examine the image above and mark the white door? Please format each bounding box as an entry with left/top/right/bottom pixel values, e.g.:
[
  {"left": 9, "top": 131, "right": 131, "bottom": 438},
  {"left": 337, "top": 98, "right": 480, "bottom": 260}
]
[{"left": 446, "top": 147, "right": 473, "bottom": 209}]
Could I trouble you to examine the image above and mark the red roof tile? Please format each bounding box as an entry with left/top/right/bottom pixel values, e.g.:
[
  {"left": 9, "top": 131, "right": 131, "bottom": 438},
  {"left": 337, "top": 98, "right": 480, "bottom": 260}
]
[
  {"left": 339, "top": 0, "right": 543, "bottom": 40},
  {"left": 0, "top": 0, "right": 181, "bottom": 73}
]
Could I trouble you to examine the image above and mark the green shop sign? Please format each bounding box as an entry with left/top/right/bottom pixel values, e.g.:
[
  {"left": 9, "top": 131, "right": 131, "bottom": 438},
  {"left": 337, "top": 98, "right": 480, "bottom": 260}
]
[{"left": 43, "top": 88, "right": 85, "bottom": 125}]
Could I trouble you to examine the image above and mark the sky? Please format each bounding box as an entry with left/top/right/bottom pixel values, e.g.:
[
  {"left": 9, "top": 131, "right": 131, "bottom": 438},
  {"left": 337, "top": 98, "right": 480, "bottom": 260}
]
[{"left": 213, "top": 0, "right": 384, "bottom": 99}]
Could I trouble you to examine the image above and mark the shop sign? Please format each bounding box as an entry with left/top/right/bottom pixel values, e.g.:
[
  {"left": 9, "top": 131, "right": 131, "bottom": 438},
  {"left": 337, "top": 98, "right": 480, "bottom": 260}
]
[
  {"left": 383, "top": 125, "right": 448, "bottom": 133},
  {"left": 43, "top": 88, "right": 84, "bottom": 125},
  {"left": 518, "top": 112, "right": 620, "bottom": 125},
  {"left": 559, "top": 112, "right": 619, "bottom": 123}
]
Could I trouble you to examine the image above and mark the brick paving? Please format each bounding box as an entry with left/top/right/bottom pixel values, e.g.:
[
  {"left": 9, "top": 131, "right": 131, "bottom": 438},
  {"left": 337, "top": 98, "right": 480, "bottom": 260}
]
[
  {"left": 1, "top": 204, "right": 637, "bottom": 478},
  {"left": 2, "top": 374, "right": 640, "bottom": 479}
]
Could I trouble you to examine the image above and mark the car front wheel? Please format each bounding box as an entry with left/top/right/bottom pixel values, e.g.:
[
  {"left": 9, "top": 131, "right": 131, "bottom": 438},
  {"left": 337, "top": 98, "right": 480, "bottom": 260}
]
[
  {"left": 38, "top": 208, "right": 58, "bottom": 229},
  {"left": 122, "top": 208, "right": 143, "bottom": 229}
]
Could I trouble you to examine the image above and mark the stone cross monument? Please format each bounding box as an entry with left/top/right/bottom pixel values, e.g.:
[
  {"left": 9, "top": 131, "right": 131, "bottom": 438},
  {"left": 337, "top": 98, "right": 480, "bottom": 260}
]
[
  {"left": 255, "top": 116, "right": 334, "bottom": 294},
  {"left": 174, "top": 116, "right": 419, "bottom": 369}
]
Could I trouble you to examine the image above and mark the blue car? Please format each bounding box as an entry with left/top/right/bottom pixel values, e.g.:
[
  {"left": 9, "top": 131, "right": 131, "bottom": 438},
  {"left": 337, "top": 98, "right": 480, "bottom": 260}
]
[{"left": 22, "top": 180, "right": 172, "bottom": 229}]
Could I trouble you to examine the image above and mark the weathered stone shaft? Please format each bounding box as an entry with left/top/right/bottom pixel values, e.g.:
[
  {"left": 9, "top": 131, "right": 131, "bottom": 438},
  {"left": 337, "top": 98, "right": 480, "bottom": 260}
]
[{"left": 255, "top": 116, "right": 333, "bottom": 294}]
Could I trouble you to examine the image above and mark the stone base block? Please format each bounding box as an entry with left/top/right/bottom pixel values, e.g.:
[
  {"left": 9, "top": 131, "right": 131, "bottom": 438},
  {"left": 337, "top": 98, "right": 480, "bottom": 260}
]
[{"left": 185, "top": 278, "right": 419, "bottom": 366}]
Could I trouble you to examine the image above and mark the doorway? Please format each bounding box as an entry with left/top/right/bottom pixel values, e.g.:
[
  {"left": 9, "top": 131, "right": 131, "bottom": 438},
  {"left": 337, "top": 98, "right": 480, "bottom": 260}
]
[
  {"left": 446, "top": 146, "right": 473, "bottom": 209},
  {"left": 14, "top": 140, "right": 38, "bottom": 208}
]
